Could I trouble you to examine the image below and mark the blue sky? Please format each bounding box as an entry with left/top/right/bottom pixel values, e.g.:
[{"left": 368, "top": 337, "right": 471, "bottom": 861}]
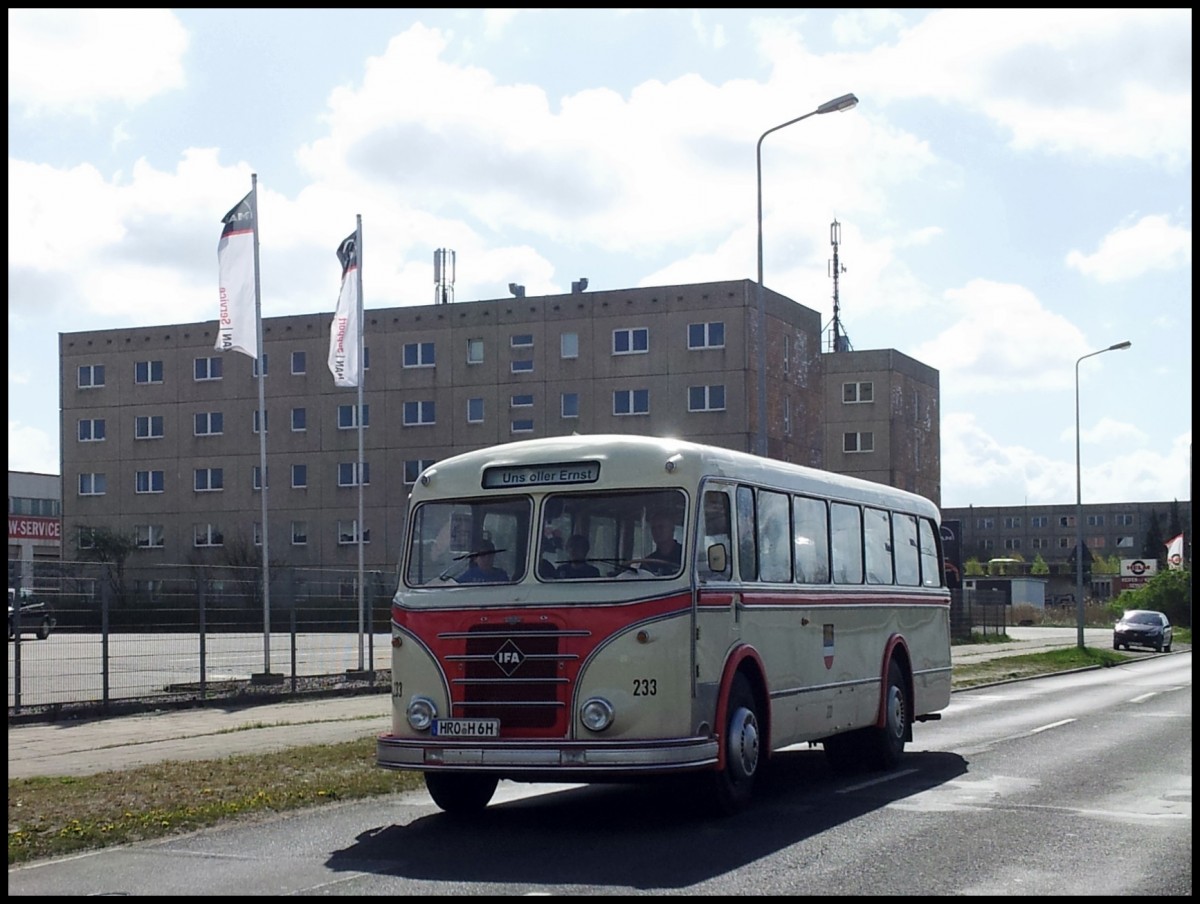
[{"left": 7, "top": 8, "right": 1192, "bottom": 508}]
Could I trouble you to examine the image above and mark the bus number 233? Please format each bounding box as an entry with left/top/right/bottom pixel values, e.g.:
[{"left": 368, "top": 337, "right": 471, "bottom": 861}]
[{"left": 633, "top": 678, "right": 657, "bottom": 696}]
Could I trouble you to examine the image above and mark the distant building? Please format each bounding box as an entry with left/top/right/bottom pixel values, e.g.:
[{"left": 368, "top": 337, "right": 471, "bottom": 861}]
[
  {"left": 8, "top": 471, "right": 61, "bottom": 591},
  {"left": 58, "top": 278, "right": 941, "bottom": 572}
]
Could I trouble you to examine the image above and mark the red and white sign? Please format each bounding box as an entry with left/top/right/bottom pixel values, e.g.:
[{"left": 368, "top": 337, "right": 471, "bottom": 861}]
[{"left": 9, "top": 516, "right": 61, "bottom": 541}]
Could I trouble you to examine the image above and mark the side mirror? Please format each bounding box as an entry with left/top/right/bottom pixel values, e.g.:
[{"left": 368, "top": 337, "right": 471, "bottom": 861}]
[{"left": 707, "top": 543, "right": 728, "bottom": 576}]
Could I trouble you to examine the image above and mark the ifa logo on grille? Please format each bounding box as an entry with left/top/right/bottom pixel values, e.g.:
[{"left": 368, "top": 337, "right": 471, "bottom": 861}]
[{"left": 494, "top": 639, "right": 526, "bottom": 675}]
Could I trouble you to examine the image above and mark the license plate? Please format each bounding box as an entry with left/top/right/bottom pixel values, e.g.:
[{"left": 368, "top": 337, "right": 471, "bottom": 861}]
[{"left": 432, "top": 718, "right": 500, "bottom": 738}]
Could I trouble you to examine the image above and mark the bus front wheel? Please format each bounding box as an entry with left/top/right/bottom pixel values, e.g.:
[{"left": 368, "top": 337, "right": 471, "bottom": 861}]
[
  {"left": 709, "top": 673, "right": 761, "bottom": 815},
  {"left": 424, "top": 772, "right": 498, "bottom": 815},
  {"left": 863, "top": 658, "right": 909, "bottom": 771}
]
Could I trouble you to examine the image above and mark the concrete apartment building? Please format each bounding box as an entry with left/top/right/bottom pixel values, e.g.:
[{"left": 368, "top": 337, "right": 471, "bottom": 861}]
[{"left": 58, "top": 278, "right": 941, "bottom": 573}]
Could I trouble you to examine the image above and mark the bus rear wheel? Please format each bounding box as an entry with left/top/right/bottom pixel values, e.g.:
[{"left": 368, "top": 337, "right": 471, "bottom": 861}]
[
  {"left": 823, "top": 658, "right": 909, "bottom": 774},
  {"left": 709, "top": 673, "right": 761, "bottom": 815},
  {"left": 424, "top": 772, "right": 498, "bottom": 815}
]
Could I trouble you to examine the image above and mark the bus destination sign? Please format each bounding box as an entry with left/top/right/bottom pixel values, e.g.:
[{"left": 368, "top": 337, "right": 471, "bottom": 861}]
[{"left": 482, "top": 461, "right": 601, "bottom": 489}]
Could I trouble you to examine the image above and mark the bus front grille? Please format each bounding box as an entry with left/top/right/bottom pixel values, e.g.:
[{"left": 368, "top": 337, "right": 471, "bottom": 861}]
[{"left": 443, "top": 623, "right": 587, "bottom": 730}]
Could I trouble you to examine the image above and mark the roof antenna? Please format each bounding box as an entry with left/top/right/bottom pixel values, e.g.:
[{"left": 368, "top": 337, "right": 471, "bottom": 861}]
[{"left": 826, "top": 220, "right": 852, "bottom": 352}]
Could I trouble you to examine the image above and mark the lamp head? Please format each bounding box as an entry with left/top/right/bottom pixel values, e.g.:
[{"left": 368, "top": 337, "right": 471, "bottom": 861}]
[
  {"left": 818, "top": 93, "right": 859, "bottom": 114},
  {"left": 1110, "top": 340, "right": 1132, "bottom": 351}
]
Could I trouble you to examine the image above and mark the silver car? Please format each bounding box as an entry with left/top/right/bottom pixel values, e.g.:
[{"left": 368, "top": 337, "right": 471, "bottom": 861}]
[{"left": 1112, "top": 609, "right": 1172, "bottom": 652}]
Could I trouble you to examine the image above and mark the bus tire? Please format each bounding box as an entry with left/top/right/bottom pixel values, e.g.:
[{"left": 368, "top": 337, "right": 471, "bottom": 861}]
[
  {"left": 424, "top": 772, "right": 498, "bottom": 815},
  {"left": 863, "top": 658, "right": 909, "bottom": 771},
  {"left": 709, "top": 673, "right": 761, "bottom": 815}
]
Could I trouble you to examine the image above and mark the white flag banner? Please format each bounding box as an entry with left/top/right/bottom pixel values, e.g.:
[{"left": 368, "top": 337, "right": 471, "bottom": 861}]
[
  {"left": 1166, "top": 533, "right": 1184, "bottom": 570},
  {"left": 328, "top": 230, "right": 360, "bottom": 388},
  {"left": 215, "top": 190, "right": 259, "bottom": 359}
]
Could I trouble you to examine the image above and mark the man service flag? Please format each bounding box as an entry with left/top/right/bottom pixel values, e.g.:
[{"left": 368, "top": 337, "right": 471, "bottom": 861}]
[{"left": 215, "top": 190, "right": 259, "bottom": 359}]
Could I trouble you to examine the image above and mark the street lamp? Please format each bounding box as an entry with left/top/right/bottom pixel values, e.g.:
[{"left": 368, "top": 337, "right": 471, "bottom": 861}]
[
  {"left": 1075, "top": 339, "right": 1132, "bottom": 648},
  {"left": 755, "top": 93, "right": 858, "bottom": 458}
]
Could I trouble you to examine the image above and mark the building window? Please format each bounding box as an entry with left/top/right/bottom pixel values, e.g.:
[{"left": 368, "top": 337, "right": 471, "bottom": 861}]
[
  {"left": 78, "top": 472, "right": 107, "bottom": 496},
  {"left": 613, "top": 388, "right": 649, "bottom": 416},
  {"left": 843, "top": 381, "right": 873, "bottom": 403},
  {"left": 338, "top": 520, "right": 370, "bottom": 545},
  {"left": 561, "top": 392, "right": 579, "bottom": 418},
  {"left": 783, "top": 334, "right": 790, "bottom": 375},
  {"left": 1116, "top": 535, "right": 1135, "bottom": 548},
  {"left": 1089, "top": 536, "right": 1107, "bottom": 549},
  {"left": 1031, "top": 537, "right": 1048, "bottom": 549},
  {"left": 78, "top": 364, "right": 105, "bottom": 388},
  {"left": 1004, "top": 538, "right": 1022, "bottom": 551},
  {"left": 1114, "top": 514, "right": 1135, "bottom": 527},
  {"left": 362, "top": 347, "right": 370, "bottom": 370},
  {"left": 77, "top": 527, "right": 97, "bottom": 550},
  {"left": 338, "top": 461, "right": 370, "bottom": 487},
  {"left": 252, "top": 522, "right": 263, "bottom": 547},
  {"left": 252, "top": 466, "right": 269, "bottom": 490},
  {"left": 982, "top": 539, "right": 995, "bottom": 551},
  {"left": 511, "top": 394, "right": 534, "bottom": 408},
  {"left": 403, "top": 342, "right": 436, "bottom": 367},
  {"left": 688, "top": 384, "right": 726, "bottom": 412},
  {"left": 404, "top": 459, "right": 435, "bottom": 485},
  {"left": 783, "top": 396, "right": 791, "bottom": 435},
  {"left": 976, "top": 517, "right": 994, "bottom": 529},
  {"left": 511, "top": 419, "right": 534, "bottom": 433},
  {"left": 194, "top": 524, "right": 223, "bottom": 547},
  {"left": 135, "top": 470, "right": 165, "bottom": 494},
  {"left": 1058, "top": 537, "right": 1071, "bottom": 549},
  {"left": 1059, "top": 515, "right": 1076, "bottom": 528},
  {"left": 467, "top": 338, "right": 484, "bottom": 364},
  {"left": 194, "top": 357, "right": 223, "bottom": 381},
  {"left": 561, "top": 332, "right": 579, "bottom": 359},
  {"left": 194, "top": 412, "right": 224, "bottom": 436},
  {"left": 194, "top": 468, "right": 224, "bottom": 492},
  {"left": 337, "top": 404, "right": 369, "bottom": 429},
  {"left": 1031, "top": 515, "right": 1049, "bottom": 528},
  {"left": 291, "top": 521, "right": 308, "bottom": 545},
  {"left": 251, "top": 354, "right": 269, "bottom": 377},
  {"left": 291, "top": 350, "right": 306, "bottom": 375},
  {"left": 843, "top": 431, "right": 874, "bottom": 453},
  {"left": 687, "top": 322, "right": 724, "bottom": 349},
  {"left": 511, "top": 334, "right": 534, "bottom": 348},
  {"left": 511, "top": 359, "right": 534, "bottom": 373},
  {"left": 1004, "top": 517, "right": 1022, "bottom": 529},
  {"left": 291, "top": 407, "right": 306, "bottom": 431},
  {"left": 134, "top": 415, "right": 164, "bottom": 440},
  {"left": 78, "top": 418, "right": 106, "bottom": 442},
  {"left": 291, "top": 464, "right": 307, "bottom": 489},
  {"left": 612, "top": 327, "right": 649, "bottom": 355},
  {"left": 135, "top": 360, "right": 164, "bottom": 384},
  {"left": 252, "top": 410, "right": 269, "bottom": 434},
  {"left": 1087, "top": 514, "right": 1105, "bottom": 527},
  {"left": 134, "top": 524, "right": 164, "bottom": 549},
  {"left": 403, "top": 400, "right": 436, "bottom": 426},
  {"left": 467, "top": 398, "right": 484, "bottom": 423}
]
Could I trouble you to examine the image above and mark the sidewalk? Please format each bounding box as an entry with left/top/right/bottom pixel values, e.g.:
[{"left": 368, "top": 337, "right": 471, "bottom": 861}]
[{"left": 2, "top": 628, "right": 1138, "bottom": 781}]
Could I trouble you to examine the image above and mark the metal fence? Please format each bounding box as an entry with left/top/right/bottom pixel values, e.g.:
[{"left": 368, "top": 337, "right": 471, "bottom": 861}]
[
  {"left": 8, "top": 560, "right": 397, "bottom": 717},
  {"left": 950, "top": 589, "right": 1010, "bottom": 641}
]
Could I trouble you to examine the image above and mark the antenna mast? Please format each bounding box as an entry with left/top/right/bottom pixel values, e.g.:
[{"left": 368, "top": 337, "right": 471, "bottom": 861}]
[
  {"left": 433, "top": 248, "right": 455, "bottom": 305},
  {"left": 826, "top": 219, "right": 852, "bottom": 352}
]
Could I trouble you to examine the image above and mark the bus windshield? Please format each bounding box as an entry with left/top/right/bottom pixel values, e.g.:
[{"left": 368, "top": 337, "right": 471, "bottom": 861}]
[{"left": 403, "top": 488, "right": 687, "bottom": 586}]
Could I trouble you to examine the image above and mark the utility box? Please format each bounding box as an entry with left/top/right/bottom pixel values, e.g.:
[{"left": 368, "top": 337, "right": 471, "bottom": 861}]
[{"left": 963, "top": 577, "right": 1048, "bottom": 608}]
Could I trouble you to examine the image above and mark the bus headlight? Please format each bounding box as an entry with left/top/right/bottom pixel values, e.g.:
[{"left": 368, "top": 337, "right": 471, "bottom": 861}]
[
  {"left": 580, "top": 696, "right": 614, "bottom": 733},
  {"left": 406, "top": 696, "right": 437, "bottom": 731}
]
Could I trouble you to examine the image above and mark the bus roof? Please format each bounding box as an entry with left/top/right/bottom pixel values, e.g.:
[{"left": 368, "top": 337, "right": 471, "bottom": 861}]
[{"left": 411, "top": 434, "right": 941, "bottom": 520}]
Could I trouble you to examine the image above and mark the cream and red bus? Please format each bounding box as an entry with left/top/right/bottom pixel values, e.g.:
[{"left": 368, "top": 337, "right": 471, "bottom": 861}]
[{"left": 377, "top": 434, "right": 951, "bottom": 815}]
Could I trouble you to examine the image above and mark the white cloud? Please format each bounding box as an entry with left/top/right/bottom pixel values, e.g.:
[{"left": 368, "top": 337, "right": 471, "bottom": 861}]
[
  {"left": 8, "top": 9, "right": 188, "bottom": 116},
  {"left": 8, "top": 421, "right": 57, "bottom": 474},
  {"left": 1066, "top": 214, "right": 1192, "bottom": 282}
]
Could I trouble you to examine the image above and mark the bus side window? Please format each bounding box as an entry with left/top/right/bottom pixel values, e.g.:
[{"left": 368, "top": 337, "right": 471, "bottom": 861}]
[
  {"left": 757, "top": 490, "right": 792, "bottom": 582},
  {"left": 736, "top": 485, "right": 757, "bottom": 581},
  {"left": 793, "top": 495, "right": 830, "bottom": 583},
  {"left": 830, "top": 502, "right": 863, "bottom": 584},
  {"left": 699, "top": 489, "right": 732, "bottom": 580}
]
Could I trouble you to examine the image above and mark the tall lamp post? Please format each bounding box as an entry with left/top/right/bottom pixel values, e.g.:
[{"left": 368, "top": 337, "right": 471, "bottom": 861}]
[
  {"left": 755, "top": 92, "right": 859, "bottom": 458},
  {"left": 1075, "top": 340, "right": 1132, "bottom": 648}
]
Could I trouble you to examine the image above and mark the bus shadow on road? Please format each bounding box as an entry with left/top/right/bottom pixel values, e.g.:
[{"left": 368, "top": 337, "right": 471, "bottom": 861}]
[{"left": 327, "top": 749, "right": 968, "bottom": 889}]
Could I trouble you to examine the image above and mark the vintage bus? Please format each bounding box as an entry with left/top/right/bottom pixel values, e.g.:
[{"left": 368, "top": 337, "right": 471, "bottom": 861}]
[{"left": 377, "top": 434, "right": 951, "bottom": 815}]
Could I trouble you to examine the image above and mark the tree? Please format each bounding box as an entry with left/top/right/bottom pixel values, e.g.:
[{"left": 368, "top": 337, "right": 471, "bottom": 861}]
[
  {"left": 1142, "top": 510, "right": 1165, "bottom": 562},
  {"left": 1114, "top": 567, "right": 1191, "bottom": 628},
  {"left": 75, "top": 524, "right": 138, "bottom": 605},
  {"left": 1030, "top": 554, "right": 1050, "bottom": 575}
]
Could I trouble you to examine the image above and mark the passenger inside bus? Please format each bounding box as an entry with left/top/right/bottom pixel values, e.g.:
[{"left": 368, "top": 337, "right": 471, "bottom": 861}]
[
  {"left": 557, "top": 534, "right": 600, "bottom": 578},
  {"left": 638, "top": 509, "right": 683, "bottom": 575},
  {"left": 455, "top": 540, "right": 510, "bottom": 583}
]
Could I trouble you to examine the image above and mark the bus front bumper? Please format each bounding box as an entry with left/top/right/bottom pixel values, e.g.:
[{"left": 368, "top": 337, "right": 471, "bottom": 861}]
[{"left": 376, "top": 734, "right": 719, "bottom": 774}]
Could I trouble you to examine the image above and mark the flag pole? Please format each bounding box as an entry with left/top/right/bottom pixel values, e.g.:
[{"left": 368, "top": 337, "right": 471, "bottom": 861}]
[
  {"left": 251, "top": 174, "right": 273, "bottom": 677},
  {"left": 354, "top": 214, "right": 365, "bottom": 672}
]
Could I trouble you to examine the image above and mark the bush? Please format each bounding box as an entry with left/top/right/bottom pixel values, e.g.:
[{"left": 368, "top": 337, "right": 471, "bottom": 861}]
[{"left": 1111, "top": 569, "right": 1191, "bottom": 627}]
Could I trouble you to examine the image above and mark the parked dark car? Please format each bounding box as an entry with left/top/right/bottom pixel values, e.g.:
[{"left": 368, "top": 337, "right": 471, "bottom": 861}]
[
  {"left": 1113, "top": 609, "right": 1172, "bottom": 652},
  {"left": 8, "top": 589, "right": 55, "bottom": 640}
]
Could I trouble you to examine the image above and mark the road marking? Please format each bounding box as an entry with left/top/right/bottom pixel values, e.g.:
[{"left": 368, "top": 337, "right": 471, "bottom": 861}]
[
  {"left": 1028, "top": 718, "right": 1075, "bottom": 734},
  {"left": 837, "top": 768, "right": 919, "bottom": 793}
]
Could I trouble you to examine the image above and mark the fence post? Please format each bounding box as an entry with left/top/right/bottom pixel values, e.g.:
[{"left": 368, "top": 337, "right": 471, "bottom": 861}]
[
  {"left": 101, "top": 579, "right": 111, "bottom": 705},
  {"left": 197, "top": 575, "right": 207, "bottom": 700}
]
